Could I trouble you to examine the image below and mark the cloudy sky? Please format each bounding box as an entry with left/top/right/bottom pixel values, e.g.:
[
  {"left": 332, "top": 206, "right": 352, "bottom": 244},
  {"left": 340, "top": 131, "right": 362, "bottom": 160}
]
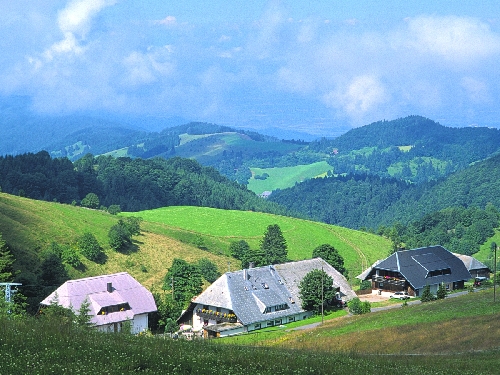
[{"left": 1, "top": 1, "right": 500, "bottom": 136}]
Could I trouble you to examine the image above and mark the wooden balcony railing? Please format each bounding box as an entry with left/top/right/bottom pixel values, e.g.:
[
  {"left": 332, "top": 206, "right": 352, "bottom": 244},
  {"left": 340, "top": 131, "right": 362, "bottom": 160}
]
[{"left": 196, "top": 309, "right": 237, "bottom": 323}]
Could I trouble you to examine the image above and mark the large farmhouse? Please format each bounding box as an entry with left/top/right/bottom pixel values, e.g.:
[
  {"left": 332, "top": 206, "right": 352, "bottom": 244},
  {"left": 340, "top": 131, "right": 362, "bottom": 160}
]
[
  {"left": 178, "top": 258, "right": 355, "bottom": 338},
  {"left": 357, "top": 246, "right": 472, "bottom": 297},
  {"left": 41, "top": 272, "right": 157, "bottom": 334}
]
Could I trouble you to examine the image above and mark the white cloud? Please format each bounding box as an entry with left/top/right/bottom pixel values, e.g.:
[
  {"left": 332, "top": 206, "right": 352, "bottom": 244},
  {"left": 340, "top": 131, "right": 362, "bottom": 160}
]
[
  {"left": 323, "top": 75, "right": 387, "bottom": 116},
  {"left": 405, "top": 15, "right": 500, "bottom": 65},
  {"left": 154, "top": 15, "right": 177, "bottom": 27},
  {"left": 44, "top": 0, "right": 117, "bottom": 60}
]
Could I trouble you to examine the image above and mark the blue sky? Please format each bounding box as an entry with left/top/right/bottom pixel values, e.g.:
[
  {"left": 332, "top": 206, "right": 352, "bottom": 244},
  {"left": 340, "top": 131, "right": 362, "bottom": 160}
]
[{"left": 1, "top": 1, "right": 500, "bottom": 136}]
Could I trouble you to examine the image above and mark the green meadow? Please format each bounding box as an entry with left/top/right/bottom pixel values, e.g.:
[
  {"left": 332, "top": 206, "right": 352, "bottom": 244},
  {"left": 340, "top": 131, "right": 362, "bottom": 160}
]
[
  {"left": 247, "top": 161, "right": 332, "bottom": 194},
  {"left": 122, "top": 206, "right": 390, "bottom": 278}
]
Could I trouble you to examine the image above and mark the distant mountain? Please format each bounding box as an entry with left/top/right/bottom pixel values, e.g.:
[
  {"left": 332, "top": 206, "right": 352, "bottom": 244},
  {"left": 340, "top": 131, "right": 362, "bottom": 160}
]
[
  {"left": 306, "top": 115, "right": 500, "bottom": 184},
  {"left": 269, "top": 152, "right": 500, "bottom": 230}
]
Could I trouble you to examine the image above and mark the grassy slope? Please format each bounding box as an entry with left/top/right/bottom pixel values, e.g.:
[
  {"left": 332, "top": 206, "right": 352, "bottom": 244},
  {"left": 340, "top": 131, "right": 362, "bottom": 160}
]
[
  {"left": 0, "top": 193, "right": 232, "bottom": 289},
  {"left": 221, "top": 288, "right": 500, "bottom": 355},
  {"left": 122, "top": 206, "right": 390, "bottom": 279},
  {"left": 3, "top": 290, "right": 498, "bottom": 374},
  {"left": 247, "top": 161, "right": 331, "bottom": 194},
  {"left": 0, "top": 193, "right": 390, "bottom": 288}
]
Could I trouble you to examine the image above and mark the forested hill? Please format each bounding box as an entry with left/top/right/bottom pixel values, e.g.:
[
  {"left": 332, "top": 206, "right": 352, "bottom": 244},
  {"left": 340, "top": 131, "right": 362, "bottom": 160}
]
[
  {"left": 307, "top": 115, "right": 500, "bottom": 184},
  {"left": 269, "top": 152, "right": 500, "bottom": 230},
  {"left": 0, "top": 151, "right": 286, "bottom": 214}
]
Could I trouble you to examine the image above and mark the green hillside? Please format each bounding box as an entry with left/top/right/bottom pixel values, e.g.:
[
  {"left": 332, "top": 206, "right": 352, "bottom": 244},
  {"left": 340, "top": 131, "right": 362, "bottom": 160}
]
[
  {"left": 0, "top": 193, "right": 389, "bottom": 289},
  {"left": 247, "top": 161, "right": 332, "bottom": 194},
  {"left": 121, "top": 206, "right": 390, "bottom": 278}
]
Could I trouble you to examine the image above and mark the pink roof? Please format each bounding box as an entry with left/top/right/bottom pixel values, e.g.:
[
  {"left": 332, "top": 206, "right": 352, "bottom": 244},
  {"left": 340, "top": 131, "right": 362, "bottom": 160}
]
[{"left": 41, "top": 272, "right": 157, "bottom": 326}]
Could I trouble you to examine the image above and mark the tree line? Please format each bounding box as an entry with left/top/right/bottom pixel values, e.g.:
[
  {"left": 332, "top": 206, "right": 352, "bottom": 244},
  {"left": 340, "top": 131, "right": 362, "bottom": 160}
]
[{"left": 0, "top": 151, "right": 287, "bottom": 215}]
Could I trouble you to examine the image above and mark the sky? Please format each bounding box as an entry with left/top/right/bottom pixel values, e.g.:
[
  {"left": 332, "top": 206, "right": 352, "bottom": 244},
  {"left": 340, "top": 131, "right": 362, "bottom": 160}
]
[{"left": 1, "top": 0, "right": 500, "bottom": 137}]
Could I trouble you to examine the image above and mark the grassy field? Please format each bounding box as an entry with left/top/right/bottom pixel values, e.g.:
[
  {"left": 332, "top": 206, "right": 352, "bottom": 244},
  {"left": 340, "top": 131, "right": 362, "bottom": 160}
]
[
  {"left": 0, "top": 193, "right": 390, "bottom": 288},
  {"left": 122, "top": 206, "right": 391, "bottom": 278},
  {"left": 2, "top": 289, "right": 499, "bottom": 374},
  {"left": 247, "top": 161, "right": 332, "bottom": 194}
]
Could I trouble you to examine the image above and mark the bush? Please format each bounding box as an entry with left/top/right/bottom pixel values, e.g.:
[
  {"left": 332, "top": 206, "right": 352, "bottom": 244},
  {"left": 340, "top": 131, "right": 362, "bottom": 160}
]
[
  {"left": 347, "top": 298, "right": 371, "bottom": 315},
  {"left": 107, "top": 205, "right": 121, "bottom": 215},
  {"left": 436, "top": 283, "right": 447, "bottom": 299},
  {"left": 420, "top": 285, "right": 436, "bottom": 302},
  {"left": 61, "top": 247, "right": 82, "bottom": 268},
  {"left": 78, "top": 233, "right": 104, "bottom": 262}
]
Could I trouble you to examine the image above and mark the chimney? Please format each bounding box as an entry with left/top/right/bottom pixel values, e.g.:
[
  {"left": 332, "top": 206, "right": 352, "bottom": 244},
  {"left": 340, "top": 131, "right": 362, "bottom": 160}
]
[
  {"left": 243, "top": 269, "right": 248, "bottom": 280},
  {"left": 107, "top": 282, "right": 113, "bottom": 293}
]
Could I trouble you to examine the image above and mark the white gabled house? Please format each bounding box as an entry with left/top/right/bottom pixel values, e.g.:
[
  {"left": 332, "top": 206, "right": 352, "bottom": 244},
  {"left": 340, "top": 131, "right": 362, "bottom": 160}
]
[
  {"left": 41, "top": 272, "right": 157, "bottom": 334},
  {"left": 178, "top": 258, "right": 356, "bottom": 338}
]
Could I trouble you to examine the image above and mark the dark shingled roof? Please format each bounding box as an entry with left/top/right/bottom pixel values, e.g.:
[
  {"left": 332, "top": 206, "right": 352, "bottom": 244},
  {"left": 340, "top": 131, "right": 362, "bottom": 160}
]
[{"left": 373, "top": 246, "right": 472, "bottom": 289}]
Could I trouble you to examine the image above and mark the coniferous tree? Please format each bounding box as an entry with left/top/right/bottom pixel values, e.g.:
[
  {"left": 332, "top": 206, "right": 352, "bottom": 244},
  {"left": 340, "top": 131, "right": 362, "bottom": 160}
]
[
  {"left": 0, "top": 234, "right": 14, "bottom": 282},
  {"left": 260, "top": 224, "right": 288, "bottom": 265},
  {"left": 312, "top": 244, "right": 346, "bottom": 276}
]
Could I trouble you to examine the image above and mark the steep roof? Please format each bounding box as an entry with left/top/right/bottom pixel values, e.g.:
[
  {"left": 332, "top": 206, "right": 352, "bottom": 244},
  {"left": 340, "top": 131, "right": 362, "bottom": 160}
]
[
  {"left": 41, "top": 272, "right": 157, "bottom": 326},
  {"left": 372, "top": 246, "right": 471, "bottom": 289},
  {"left": 190, "top": 258, "right": 354, "bottom": 326},
  {"left": 453, "top": 253, "right": 491, "bottom": 273}
]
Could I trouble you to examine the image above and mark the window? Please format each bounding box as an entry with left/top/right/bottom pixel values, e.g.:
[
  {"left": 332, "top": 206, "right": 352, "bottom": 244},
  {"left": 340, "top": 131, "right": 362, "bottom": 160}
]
[
  {"left": 275, "top": 303, "right": 289, "bottom": 311},
  {"left": 427, "top": 268, "right": 451, "bottom": 278},
  {"left": 254, "top": 323, "right": 261, "bottom": 329},
  {"left": 267, "top": 321, "right": 274, "bottom": 327},
  {"left": 288, "top": 317, "right": 295, "bottom": 322}
]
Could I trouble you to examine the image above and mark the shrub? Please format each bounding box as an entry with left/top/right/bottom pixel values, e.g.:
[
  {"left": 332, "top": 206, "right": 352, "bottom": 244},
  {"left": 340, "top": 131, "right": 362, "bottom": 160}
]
[
  {"left": 436, "top": 283, "right": 447, "bottom": 299},
  {"left": 420, "top": 285, "right": 436, "bottom": 302},
  {"left": 347, "top": 298, "right": 371, "bottom": 315},
  {"left": 78, "top": 233, "right": 104, "bottom": 262}
]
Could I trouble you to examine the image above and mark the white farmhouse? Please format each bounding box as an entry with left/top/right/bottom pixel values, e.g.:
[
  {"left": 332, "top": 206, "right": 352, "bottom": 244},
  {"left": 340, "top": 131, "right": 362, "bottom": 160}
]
[
  {"left": 178, "top": 258, "right": 355, "bottom": 338},
  {"left": 41, "top": 272, "right": 157, "bottom": 334}
]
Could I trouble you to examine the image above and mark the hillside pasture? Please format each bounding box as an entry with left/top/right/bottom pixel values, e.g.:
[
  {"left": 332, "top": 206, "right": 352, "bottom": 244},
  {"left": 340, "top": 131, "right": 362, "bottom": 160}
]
[
  {"left": 247, "top": 161, "right": 332, "bottom": 194},
  {"left": 122, "top": 206, "right": 391, "bottom": 278}
]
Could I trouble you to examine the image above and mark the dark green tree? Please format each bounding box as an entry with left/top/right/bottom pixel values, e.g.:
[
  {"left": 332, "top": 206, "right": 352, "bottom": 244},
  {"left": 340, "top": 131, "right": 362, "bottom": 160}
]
[
  {"left": 78, "top": 232, "right": 104, "bottom": 262},
  {"left": 163, "top": 259, "right": 203, "bottom": 306},
  {"left": 312, "top": 244, "right": 346, "bottom": 276},
  {"left": 152, "top": 292, "right": 182, "bottom": 334},
  {"left": 81, "top": 192, "right": 100, "bottom": 209},
  {"left": 61, "top": 246, "right": 82, "bottom": 268},
  {"left": 260, "top": 224, "right": 288, "bottom": 265},
  {"left": 196, "top": 258, "right": 221, "bottom": 283},
  {"left": 75, "top": 297, "right": 94, "bottom": 328},
  {"left": 229, "top": 240, "right": 250, "bottom": 261},
  {"left": 108, "top": 220, "right": 133, "bottom": 251},
  {"left": 0, "top": 234, "right": 15, "bottom": 282},
  {"left": 420, "top": 285, "right": 436, "bottom": 302},
  {"left": 39, "top": 254, "right": 69, "bottom": 302},
  {"left": 107, "top": 205, "right": 121, "bottom": 215},
  {"left": 436, "top": 283, "right": 447, "bottom": 300},
  {"left": 299, "top": 269, "right": 335, "bottom": 313}
]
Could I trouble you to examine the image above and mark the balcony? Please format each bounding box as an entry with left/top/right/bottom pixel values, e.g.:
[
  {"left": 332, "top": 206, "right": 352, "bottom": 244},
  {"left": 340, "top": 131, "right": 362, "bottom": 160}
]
[
  {"left": 196, "top": 309, "right": 237, "bottom": 323},
  {"left": 372, "top": 275, "right": 406, "bottom": 288}
]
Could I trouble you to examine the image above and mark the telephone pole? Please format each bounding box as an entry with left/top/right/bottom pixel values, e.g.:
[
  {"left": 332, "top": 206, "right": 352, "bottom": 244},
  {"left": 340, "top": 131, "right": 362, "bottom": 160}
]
[{"left": 0, "top": 282, "right": 22, "bottom": 313}]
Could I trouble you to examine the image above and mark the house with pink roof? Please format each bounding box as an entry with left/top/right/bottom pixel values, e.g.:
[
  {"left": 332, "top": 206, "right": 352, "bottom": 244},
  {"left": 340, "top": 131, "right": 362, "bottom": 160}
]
[{"left": 41, "top": 272, "right": 157, "bottom": 334}]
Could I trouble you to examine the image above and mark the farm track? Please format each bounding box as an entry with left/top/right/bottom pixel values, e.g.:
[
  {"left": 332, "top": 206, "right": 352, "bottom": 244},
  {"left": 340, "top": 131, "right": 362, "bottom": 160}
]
[{"left": 325, "top": 226, "right": 368, "bottom": 275}]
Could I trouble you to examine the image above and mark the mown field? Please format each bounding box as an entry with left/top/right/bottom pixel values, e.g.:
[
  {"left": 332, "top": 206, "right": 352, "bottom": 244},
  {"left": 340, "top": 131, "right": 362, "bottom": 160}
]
[
  {"left": 122, "top": 206, "right": 390, "bottom": 278},
  {"left": 247, "top": 161, "right": 332, "bottom": 194},
  {"left": 2, "top": 289, "right": 499, "bottom": 374},
  {"left": 0, "top": 193, "right": 390, "bottom": 288}
]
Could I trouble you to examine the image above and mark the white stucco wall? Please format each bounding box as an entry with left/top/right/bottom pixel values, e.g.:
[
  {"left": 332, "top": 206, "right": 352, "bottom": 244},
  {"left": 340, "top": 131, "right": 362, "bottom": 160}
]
[{"left": 95, "top": 314, "right": 148, "bottom": 334}]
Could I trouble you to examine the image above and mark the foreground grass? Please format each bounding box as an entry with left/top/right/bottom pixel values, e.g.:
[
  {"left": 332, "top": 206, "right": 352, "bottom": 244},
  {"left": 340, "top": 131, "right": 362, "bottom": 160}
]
[{"left": 1, "top": 316, "right": 498, "bottom": 375}]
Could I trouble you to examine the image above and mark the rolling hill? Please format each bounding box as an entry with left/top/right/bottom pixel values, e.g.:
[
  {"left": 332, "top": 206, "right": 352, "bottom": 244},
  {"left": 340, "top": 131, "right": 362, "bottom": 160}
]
[{"left": 0, "top": 193, "right": 391, "bottom": 308}]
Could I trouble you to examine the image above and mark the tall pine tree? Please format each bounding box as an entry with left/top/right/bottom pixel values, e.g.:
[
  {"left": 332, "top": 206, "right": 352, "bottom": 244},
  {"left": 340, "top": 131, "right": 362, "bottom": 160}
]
[
  {"left": 0, "top": 234, "right": 14, "bottom": 282},
  {"left": 260, "top": 224, "right": 288, "bottom": 265}
]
